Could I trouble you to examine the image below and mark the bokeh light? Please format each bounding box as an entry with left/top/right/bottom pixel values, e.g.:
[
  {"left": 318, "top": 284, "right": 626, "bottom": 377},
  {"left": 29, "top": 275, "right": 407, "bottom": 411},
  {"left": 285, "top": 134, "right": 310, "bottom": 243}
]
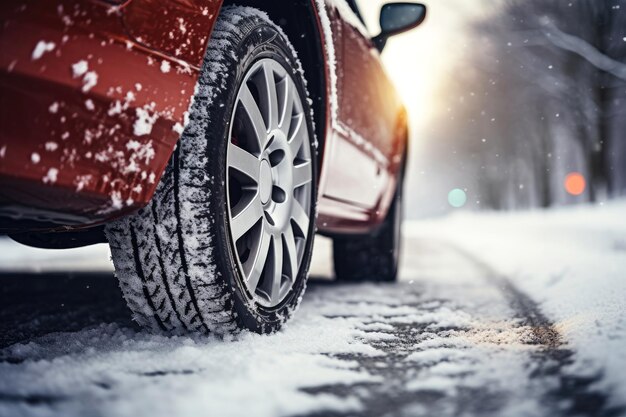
[
  {"left": 448, "top": 188, "right": 467, "bottom": 208},
  {"left": 565, "top": 173, "right": 586, "bottom": 196}
]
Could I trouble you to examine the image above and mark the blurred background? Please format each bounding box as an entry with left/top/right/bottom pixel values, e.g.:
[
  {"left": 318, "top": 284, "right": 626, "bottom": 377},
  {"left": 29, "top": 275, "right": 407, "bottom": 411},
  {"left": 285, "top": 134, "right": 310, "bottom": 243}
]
[{"left": 360, "top": 0, "right": 626, "bottom": 218}]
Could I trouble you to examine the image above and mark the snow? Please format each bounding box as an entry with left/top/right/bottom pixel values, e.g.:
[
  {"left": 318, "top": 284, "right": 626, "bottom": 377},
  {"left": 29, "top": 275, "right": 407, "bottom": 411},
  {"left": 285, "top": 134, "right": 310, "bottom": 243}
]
[
  {"left": 30, "top": 152, "right": 40, "bottom": 164},
  {"left": 107, "top": 100, "right": 123, "bottom": 116},
  {"left": 48, "top": 102, "right": 59, "bottom": 114},
  {"left": 177, "top": 17, "right": 187, "bottom": 35},
  {"left": 313, "top": 0, "right": 338, "bottom": 124},
  {"left": 0, "top": 244, "right": 386, "bottom": 417},
  {"left": 172, "top": 122, "right": 184, "bottom": 135},
  {"left": 42, "top": 167, "right": 58, "bottom": 184},
  {"left": 71, "top": 60, "right": 88, "bottom": 78},
  {"left": 125, "top": 140, "right": 155, "bottom": 164},
  {"left": 71, "top": 60, "right": 98, "bottom": 92},
  {"left": 409, "top": 199, "right": 626, "bottom": 405},
  {"left": 81, "top": 71, "right": 98, "bottom": 93},
  {"left": 160, "top": 60, "right": 171, "bottom": 73},
  {"left": 0, "top": 201, "right": 624, "bottom": 415},
  {"left": 133, "top": 105, "right": 158, "bottom": 136},
  {"left": 74, "top": 175, "right": 92, "bottom": 192},
  {"left": 110, "top": 190, "right": 123, "bottom": 209},
  {"left": 31, "top": 41, "right": 55, "bottom": 60},
  {"left": 0, "top": 321, "right": 371, "bottom": 417},
  {"left": 329, "top": 0, "right": 369, "bottom": 37}
]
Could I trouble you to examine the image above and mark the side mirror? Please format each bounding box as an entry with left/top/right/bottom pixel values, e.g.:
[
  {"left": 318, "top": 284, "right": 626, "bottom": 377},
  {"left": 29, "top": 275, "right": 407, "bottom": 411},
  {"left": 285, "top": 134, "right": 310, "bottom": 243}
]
[{"left": 373, "top": 2, "right": 427, "bottom": 52}]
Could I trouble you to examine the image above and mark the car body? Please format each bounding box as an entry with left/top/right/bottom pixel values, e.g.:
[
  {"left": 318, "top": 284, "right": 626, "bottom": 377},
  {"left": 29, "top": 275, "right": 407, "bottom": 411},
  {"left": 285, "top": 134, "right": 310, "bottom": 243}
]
[{"left": 0, "top": 0, "right": 410, "bottom": 245}]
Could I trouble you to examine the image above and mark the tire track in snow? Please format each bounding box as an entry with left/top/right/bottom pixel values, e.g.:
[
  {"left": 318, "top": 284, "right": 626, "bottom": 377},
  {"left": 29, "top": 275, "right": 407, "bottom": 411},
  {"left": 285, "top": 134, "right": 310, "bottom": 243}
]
[
  {"left": 450, "top": 243, "right": 623, "bottom": 417},
  {"left": 297, "top": 239, "right": 622, "bottom": 417},
  {"left": 451, "top": 244, "right": 562, "bottom": 349}
]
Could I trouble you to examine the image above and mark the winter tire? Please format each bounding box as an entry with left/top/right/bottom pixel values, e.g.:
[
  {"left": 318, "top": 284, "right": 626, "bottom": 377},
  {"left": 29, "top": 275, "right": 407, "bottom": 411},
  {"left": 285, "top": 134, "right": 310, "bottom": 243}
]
[
  {"left": 105, "top": 6, "right": 317, "bottom": 334},
  {"left": 332, "top": 169, "right": 404, "bottom": 283}
]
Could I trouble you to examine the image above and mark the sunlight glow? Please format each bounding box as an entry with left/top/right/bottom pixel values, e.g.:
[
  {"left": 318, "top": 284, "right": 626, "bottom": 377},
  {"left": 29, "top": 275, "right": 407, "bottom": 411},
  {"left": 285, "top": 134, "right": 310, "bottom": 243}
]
[{"left": 359, "top": 1, "right": 499, "bottom": 129}]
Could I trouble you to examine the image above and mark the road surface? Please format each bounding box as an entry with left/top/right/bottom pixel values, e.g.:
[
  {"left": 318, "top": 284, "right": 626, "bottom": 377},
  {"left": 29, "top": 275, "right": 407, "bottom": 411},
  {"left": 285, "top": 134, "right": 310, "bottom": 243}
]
[{"left": 0, "top": 232, "right": 623, "bottom": 417}]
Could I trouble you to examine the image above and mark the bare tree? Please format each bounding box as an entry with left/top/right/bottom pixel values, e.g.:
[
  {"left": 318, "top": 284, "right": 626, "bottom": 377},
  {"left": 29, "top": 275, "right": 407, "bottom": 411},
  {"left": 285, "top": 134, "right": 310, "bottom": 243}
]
[{"left": 426, "top": 0, "right": 626, "bottom": 210}]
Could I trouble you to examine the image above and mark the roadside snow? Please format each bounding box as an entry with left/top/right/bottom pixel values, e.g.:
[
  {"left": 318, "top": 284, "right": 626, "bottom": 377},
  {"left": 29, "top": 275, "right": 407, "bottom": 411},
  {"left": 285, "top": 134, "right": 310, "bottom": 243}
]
[
  {"left": 0, "top": 240, "right": 111, "bottom": 272},
  {"left": 408, "top": 199, "right": 626, "bottom": 407}
]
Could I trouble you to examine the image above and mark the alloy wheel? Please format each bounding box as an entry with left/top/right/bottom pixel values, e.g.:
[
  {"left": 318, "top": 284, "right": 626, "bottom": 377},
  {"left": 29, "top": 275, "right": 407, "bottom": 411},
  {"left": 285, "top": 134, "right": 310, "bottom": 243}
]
[{"left": 226, "top": 59, "right": 313, "bottom": 308}]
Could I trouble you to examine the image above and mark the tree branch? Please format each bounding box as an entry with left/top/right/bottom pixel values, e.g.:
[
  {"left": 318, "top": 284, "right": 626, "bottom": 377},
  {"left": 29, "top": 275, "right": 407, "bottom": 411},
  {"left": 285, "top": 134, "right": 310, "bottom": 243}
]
[{"left": 543, "top": 22, "right": 626, "bottom": 81}]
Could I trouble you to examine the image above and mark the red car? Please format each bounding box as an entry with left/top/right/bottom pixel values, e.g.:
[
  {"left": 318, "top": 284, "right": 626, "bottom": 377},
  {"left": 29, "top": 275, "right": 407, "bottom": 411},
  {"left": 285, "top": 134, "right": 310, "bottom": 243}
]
[{"left": 0, "top": 0, "right": 425, "bottom": 334}]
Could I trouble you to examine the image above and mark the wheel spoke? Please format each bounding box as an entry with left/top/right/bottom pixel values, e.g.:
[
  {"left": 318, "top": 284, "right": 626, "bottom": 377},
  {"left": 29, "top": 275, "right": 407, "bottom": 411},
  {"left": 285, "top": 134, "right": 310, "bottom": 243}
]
[
  {"left": 288, "top": 114, "right": 306, "bottom": 156},
  {"left": 228, "top": 142, "right": 260, "bottom": 181},
  {"left": 283, "top": 226, "right": 299, "bottom": 280},
  {"left": 293, "top": 161, "right": 312, "bottom": 188},
  {"left": 291, "top": 200, "right": 309, "bottom": 240},
  {"left": 245, "top": 222, "right": 271, "bottom": 292},
  {"left": 231, "top": 193, "right": 263, "bottom": 241},
  {"left": 279, "top": 80, "right": 295, "bottom": 135},
  {"left": 239, "top": 84, "right": 268, "bottom": 151},
  {"left": 262, "top": 62, "right": 279, "bottom": 131},
  {"left": 270, "top": 235, "right": 283, "bottom": 303}
]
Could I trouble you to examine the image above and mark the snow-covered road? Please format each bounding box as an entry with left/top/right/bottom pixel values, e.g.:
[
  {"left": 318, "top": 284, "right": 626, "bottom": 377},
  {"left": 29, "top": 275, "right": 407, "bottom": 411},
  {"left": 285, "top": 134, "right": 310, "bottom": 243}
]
[{"left": 1, "top": 203, "right": 625, "bottom": 417}]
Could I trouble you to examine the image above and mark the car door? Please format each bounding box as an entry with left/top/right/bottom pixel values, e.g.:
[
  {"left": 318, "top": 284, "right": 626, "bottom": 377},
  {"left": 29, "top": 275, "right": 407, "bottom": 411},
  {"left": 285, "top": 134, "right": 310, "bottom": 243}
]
[{"left": 319, "top": 0, "right": 406, "bottom": 223}]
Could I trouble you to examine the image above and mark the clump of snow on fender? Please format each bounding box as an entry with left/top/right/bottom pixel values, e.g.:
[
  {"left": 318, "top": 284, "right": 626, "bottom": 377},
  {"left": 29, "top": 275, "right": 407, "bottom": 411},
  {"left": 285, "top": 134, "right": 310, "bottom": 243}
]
[
  {"left": 133, "top": 104, "right": 158, "bottom": 136},
  {"left": 31, "top": 41, "right": 55, "bottom": 60},
  {"left": 45, "top": 142, "right": 58, "bottom": 151},
  {"left": 42, "top": 168, "right": 58, "bottom": 184},
  {"left": 110, "top": 190, "right": 123, "bottom": 209},
  {"left": 172, "top": 122, "right": 184, "bottom": 135},
  {"left": 71, "top": 60, "right": 98, "bottom": 92},
  {"left": 81, "top": 71, "right": 98, "bottom": 93},
  {"left": 72, "top": 60, "right": 88, "bottom": 78}
]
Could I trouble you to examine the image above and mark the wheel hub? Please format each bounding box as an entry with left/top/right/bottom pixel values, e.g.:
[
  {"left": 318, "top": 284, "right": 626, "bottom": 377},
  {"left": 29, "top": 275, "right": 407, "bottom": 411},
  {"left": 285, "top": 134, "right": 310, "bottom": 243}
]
[{"left": 259, "top": 159, "right": 272, "bottom": 205}]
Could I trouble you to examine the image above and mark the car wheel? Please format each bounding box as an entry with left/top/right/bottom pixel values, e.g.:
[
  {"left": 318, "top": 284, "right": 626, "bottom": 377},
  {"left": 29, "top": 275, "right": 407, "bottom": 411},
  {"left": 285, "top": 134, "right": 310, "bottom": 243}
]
[
  {"left": 332, "top": 171, "right": 404, "bottom": 283},
  {"left": 105, "top": 6, "right": 317, "bottom": 335}
]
